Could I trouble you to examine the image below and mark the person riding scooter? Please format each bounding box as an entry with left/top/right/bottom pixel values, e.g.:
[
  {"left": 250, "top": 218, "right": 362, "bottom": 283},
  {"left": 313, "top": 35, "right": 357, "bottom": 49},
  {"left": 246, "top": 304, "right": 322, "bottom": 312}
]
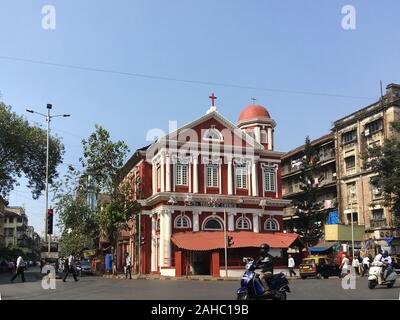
[
  {"left": 255, "top": 243, "right": 274, "bottom": 294},
  {"left": 380, "top": 251, "right": 393, "bottom": 281}
]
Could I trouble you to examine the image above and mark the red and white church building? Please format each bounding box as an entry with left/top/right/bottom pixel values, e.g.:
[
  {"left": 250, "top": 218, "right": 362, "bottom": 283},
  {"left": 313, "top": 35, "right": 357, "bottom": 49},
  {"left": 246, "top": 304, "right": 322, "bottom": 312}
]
[{"left": 117, "top": 96, "right": 300, "bottom": 277}]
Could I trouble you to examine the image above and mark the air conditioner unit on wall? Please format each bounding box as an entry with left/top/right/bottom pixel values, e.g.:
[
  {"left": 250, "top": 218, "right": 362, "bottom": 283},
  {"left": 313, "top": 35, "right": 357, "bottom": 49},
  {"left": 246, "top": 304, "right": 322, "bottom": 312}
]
[{"left": 364, "top": 129, "right": 370, "bottom": 136}]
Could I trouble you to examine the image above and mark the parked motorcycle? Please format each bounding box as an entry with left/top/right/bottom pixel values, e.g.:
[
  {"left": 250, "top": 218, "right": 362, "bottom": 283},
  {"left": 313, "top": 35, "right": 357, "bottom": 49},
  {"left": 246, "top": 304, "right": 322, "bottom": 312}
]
[
  {"left": 236, "top": 258, "right": 290, "bottom": 300},
  {"left": 368, "top": 261, "right": 397, "bottom": 289}
]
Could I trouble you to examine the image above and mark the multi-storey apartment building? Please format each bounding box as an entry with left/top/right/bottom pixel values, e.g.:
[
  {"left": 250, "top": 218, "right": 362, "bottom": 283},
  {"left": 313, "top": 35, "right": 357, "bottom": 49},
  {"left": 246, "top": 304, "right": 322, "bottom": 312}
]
[
  {"left": 4, "top": 206, "right": 29, "bottom": 249},
  {"left": 117, "top": 99, "right": 300, "bottom": 277},
  {"left": 334, "top": 83, "right": 400, "bottom": 247},
  {"left": 281, "top": 133, "right": 337, "bottom": 232}
]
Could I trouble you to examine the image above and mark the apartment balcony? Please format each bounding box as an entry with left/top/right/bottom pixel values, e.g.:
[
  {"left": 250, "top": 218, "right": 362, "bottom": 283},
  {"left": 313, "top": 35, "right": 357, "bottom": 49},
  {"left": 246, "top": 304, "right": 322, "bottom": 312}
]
[{"left": 370, "top": 219, "right": 388, "bottom": 229}]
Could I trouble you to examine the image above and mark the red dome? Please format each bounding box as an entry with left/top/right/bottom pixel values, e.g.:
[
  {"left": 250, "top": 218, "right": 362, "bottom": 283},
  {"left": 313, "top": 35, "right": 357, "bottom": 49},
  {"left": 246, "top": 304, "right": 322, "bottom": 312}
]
[{"left": 238, "top": 104, "right": 270, "bottom": 122}]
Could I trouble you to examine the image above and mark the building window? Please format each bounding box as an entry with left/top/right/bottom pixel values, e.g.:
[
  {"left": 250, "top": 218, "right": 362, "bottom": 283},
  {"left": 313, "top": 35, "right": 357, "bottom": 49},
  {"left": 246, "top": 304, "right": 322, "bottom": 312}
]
[
  {"left": 263, "top": 167, "right": 276, "bottom": 192},
  {"left": 264, "top": 218, "right": 279, "bottom": 231},
  {"left": 342, "top": 130, "right": 357, "bottom": 144},
  {"left": 235, "top": 164, "right": 247, "bottom": 189},
  {"left": 203, "top": 217, "right": 223, "bottom": 230},
  {"left": 236, "top": 217, "right": 251, "bottom": 230},
  {"left": 203, "top": 128, "right": 223, "bottom": 142},
  {"left": 346, "top": 212, "right": 358, "bottom": 224},
  {"left": 365, "top": 119, "right": 383, "bottom": 135},
  {"left": 347, "top": 183, "right": 357, "bottom": 203},
  {"left": 371, "top": 184, "right": 382, "bottom": 199},
  {"left": 371, "top": 209, "right": 384, "bottom": 221},
  {"left": 176, "top": 162, "right": 188, "bottom": 186},
  {"left": 345, "top": 156, "right": 356, "bottom": 173},
  {"left": 174, "top": 215, "right": 191, "bottom": 229},
  {"left": 156, "top": 165, "right": 161, "bottom": 190},
  {"left": 260, "top": 130, "right": 267, "bottom": 143},
  {"left": 8, "top": 217, "right": 14, "bottom": 223},
  {"left": 207, "top": 164, "right": 219, "bottom": 188}
]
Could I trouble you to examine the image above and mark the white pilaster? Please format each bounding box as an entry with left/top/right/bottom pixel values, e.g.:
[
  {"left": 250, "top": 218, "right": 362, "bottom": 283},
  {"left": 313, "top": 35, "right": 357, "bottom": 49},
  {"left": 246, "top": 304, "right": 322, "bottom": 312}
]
[
  {"left": 248, "top": 163, "right": 251, "bottom": 196},
  {"left": 252, "top": 162, "right": 259, "bottom": 196},
  {"left": 219, "top": 162, "right": 222, "bottom": 194},
  {"left": 228, "top": 212, "right": 235, "bottom": 231},
  {"left": 193, "top": 211, "right": 200, "bottom": 232},
  {"left": 151, "top": 214, "right": 157, "bottom": 272},
  {"left": 159, "top": 212, "right": 165, "bottom": 268},
  {"left": 193, "top": 156, "right": 199, "bottom": 193},
  {"left": 166, "top": 154, "right": 171, "bottom": 192},
  {"left": 254, "top": 126, "right": 261, "bottom": 143},
  {"left": 160, "top": 154, "right": 165, "bottom": 192},
  {"left": 267, "top": 127, "right": 273, "bottom": 150},
  {"left": 164, "top": 211, "right": 172, "bottom": 267},
  {"left": 228, "top": 160, "right": 233, "bottom": 195},
  {"left": 253, "top": 213, "right": 260, "bottom": 233},
  {"left": 152, "top": 162, "right": 157, "bottom": 195}
]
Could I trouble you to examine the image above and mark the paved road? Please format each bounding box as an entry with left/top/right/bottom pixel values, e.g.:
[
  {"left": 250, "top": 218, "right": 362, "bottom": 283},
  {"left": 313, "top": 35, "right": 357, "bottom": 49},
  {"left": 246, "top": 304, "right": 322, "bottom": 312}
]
[{"left": 1, "top": 271, "right": 399, "bottom": 300}]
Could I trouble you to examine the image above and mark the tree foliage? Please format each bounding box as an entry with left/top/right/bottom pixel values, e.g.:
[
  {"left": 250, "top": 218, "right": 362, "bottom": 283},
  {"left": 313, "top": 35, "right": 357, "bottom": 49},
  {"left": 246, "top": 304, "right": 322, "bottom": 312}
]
[
  {"left": 293, "top": 137, "right": 325, "bottom": 247},
  {"left": 0, "top": 102, "right": 64, "bottom": 199},
  {"left": 364, "top": 121, "right": 400, "bottom": 229}
]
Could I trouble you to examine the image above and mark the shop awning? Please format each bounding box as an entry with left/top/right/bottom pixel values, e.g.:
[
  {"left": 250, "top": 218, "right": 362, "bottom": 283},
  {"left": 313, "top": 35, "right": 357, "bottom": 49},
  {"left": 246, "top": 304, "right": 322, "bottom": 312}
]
[
  {"left": 171, "top": 231, "right": 299, "bottom": 251},
  {"left": 309, "top": 242, "right": 337, "bottom": 253}
]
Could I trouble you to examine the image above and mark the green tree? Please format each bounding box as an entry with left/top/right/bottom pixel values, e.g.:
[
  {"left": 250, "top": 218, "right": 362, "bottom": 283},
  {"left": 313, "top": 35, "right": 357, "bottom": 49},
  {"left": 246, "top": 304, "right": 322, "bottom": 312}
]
[
  {"left": 364, "top": 121, "right": 400, "bottom": 229},
  {"left": 0, "top": 102, "right": 64, "bottom": 199},
  {"left": 53, "top": 166, "right": 98, "bottom": 256},
  {"left": 293, "top": 137, "right": 325, "bottom": 248},
  {"left": 80, "top": 125, "right": 140, "bottom": 270}
]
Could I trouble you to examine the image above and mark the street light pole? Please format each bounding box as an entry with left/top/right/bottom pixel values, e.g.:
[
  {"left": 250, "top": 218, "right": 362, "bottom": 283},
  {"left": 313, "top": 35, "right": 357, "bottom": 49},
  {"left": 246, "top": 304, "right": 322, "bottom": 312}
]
[
  {"left": 26, "top": 104, "right": 70, "bottom": 254},
  {"left": 350, "top": 191, "right": 355, "bottom": 262}
]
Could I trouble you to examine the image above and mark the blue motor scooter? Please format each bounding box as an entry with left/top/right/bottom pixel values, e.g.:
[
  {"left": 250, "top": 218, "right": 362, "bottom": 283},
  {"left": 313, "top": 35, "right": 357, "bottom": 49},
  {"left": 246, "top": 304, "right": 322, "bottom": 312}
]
[{"left": 237, "top": 258, "right": 290, "bottom": 300}]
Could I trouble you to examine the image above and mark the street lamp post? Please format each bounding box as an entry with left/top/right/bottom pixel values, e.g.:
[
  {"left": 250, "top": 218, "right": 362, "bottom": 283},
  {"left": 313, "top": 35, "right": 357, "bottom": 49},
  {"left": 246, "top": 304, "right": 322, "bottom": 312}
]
[
  {"left": 350, "top": 190, "right": 356, "bottom": 262},
  {"left": 26, "top": 104, "right": 70, "bottom": 253}
]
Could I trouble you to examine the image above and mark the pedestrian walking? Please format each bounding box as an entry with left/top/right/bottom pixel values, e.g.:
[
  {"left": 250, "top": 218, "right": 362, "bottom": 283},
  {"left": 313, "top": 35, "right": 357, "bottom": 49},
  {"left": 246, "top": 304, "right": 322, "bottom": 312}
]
[
  {"left": 352, "top": 256, "right": 360, "bottom": 275},
  {"left": 288, "top": 254, "right": 297, "bottom": 277},
  {"left": 340, "top": 253, "right": 350, "bottom": 278},
  {"left": 125, "top": 252, "right": 132, "bottom": 280},
  {"left": 62, "top": 253, "right": 79, "bottom": 282},
  {"left": 362, "top": 255, "right": 370, "bottom": 277},
  {"left": 10, "top": 256, "right": 26, "bottom": 283}
]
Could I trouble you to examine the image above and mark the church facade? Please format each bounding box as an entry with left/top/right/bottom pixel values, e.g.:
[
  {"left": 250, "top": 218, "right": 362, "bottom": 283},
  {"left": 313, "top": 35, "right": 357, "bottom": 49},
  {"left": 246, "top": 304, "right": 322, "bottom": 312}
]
[{"left": 117, "top": 96, "right": 299, "bottom": 277}]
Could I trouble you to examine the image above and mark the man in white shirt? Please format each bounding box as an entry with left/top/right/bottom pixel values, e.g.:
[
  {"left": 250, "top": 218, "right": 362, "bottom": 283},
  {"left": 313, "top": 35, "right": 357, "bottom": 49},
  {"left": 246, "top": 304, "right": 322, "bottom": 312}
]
[
  {"left": 10, "top": 256, "right": 26, "bottom": 283},
  {"left": 288, "top": 255, "right": 296, "bottom": 277},
  {"left": 362, "top": 256, "right": 370, "bottom": 277},
  {"left": 125, "top": 252, "right": 132, "bottom": 280},
  {"left": 340, "top": 254, "right": 350, "bottom": 277},
  {"left": 62, "top": 253, "right": 79, "bottom": 282}
]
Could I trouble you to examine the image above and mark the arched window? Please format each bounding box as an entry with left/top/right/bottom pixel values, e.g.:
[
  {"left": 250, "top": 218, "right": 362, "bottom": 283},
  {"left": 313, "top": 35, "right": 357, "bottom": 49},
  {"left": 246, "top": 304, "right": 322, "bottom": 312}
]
[
  {"left": 264, "top": 218, "right": 279, "bottom": 231},
  {"left": 203, "top": 217, "right": 223, "bottom": 230},
  {"left": 203, "top": 128, "right": 223, "bottom": 142},
  {"left": 236, "top": 217, "right": 251, "bottom": 230},
  {"left": 174, "top": 215, "right": 191, "bottom": 229}
]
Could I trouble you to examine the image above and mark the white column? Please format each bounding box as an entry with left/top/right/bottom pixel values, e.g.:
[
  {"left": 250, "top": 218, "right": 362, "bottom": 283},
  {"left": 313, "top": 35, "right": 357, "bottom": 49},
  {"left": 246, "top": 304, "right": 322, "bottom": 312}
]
[
  {"left": 248, "top": 163, "right": 252, "bottom": 196},
  {"left": 254, "top": 127, "right": 261, "bottom": 143},
  {"left": 228, "top": 160, "right": 233, "bottom": 195},
  {"left": 193, "top": 211, "right": 200, "bottom": 232},
  {"left": 193, "top": 156, "right": 199, "bottom": 193},
  {"left": 152, "top": 162, "right": 157, "bottom": 195},
  {"left": 160, "top": 155, "right": 165, "bottom": 192},
  {"left": 228, "top": 212, "right": 235, "bottom": 231},
  {"left": 253, "top": 213, "right": 260, "bottom": 233},
  {"left": 159, "top": 212, "right": 165, "bottom": 268},
  {"left": 267, "top": 127, "right": 273, "bottom": 150},
  {"left": 252, "top": 162, "right": 259, "bottom": 196},
  {"left": 166, "top": 155, "right": 171, "bottom": 192},
  {"left": 219, "top": 162, "right": 222, "bottom": 194},
  {"left": 164, "top": 211, "right": 172, "bottom": 267},
  {"left": 151, "top": 215, "right": 157, "bottom": 272}
]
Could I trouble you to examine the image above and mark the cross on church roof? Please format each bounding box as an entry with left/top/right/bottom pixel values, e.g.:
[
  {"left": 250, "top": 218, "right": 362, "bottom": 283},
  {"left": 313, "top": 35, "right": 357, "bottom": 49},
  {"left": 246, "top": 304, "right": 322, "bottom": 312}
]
[
  {"left": 209, "top": 93, "right": 217, "bottom": 107},
  {"left": 251, "top": 97, "right": 257, "bottom": 104}
]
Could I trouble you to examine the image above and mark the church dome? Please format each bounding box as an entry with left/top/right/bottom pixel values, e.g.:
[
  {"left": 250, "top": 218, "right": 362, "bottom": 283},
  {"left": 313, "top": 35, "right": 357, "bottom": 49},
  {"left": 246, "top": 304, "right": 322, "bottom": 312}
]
[{"left": 238, "top": 104, "right": 271, "bottom": 122}]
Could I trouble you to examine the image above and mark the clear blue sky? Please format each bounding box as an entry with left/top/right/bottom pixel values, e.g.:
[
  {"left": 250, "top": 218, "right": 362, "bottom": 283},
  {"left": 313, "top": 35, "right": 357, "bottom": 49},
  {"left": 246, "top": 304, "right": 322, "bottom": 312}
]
[{"left": 1, "top": 0, "right": 399, "bottom": 235}]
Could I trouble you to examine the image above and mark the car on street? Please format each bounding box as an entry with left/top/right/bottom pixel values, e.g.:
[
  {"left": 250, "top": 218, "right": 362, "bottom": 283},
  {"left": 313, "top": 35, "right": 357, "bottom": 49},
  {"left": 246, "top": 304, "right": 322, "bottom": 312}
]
[
  {"left": 299, "top": 255, "right": 340, "bottom": 279},
  {"left": 392, "top": 256, "right": 400, "bottom": 274},
  {"left": 77, "top": 259, "right": 93, "bottom": 276}
]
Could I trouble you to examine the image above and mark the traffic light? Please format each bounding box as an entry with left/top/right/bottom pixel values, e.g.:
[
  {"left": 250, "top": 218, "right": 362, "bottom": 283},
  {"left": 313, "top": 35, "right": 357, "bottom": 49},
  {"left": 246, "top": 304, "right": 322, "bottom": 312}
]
[
  {"left": 227, "top": 236, "right": 234, "bottom": 247},
  {"left": 140, "top": 236, "right": 145, "bottom": 246},
  {"left": 47, "top": 209, "right": 54, "bottom": 235}
]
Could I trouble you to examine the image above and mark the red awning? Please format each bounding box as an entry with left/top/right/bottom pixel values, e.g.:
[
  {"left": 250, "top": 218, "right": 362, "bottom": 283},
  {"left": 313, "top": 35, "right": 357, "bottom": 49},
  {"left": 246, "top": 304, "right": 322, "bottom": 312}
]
[{"left": 171, "top": 231, "right": 299, "bottom": 251}]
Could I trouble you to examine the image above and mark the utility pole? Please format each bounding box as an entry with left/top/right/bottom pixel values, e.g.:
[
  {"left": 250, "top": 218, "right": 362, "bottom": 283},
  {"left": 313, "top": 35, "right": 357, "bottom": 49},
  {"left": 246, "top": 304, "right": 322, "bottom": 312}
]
[
  {"left": 138, "top": 211, "right": 141, "bottom": 276},
  {"left": 26, "top": 104, "right": 70, "bottom": 253}
]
